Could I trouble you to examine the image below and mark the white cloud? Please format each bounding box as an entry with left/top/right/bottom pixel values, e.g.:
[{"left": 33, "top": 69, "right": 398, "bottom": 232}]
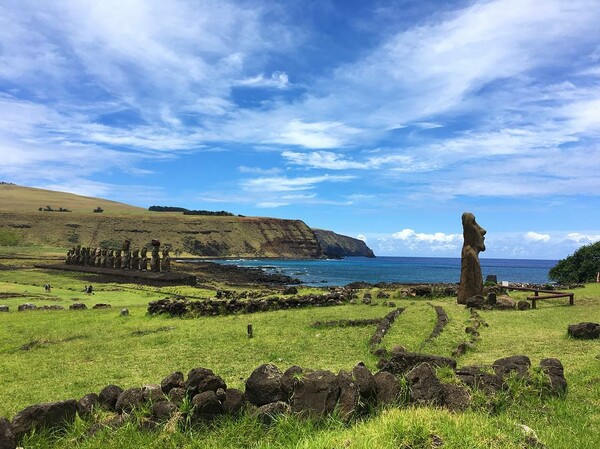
[
  {"left": 356, "top": 234, "right": 367, "bottom": 242},
  {"left": 566, "top": 233, "right": 600, "bottom": 243},
  {"left": 524, "top": 231, "right": 551, "bottom": 242},
  {"left": 392, "top": 228, "right": 461, "bottom": 244},
  {"left": 235, "top": 72, "right": 291, "bottom": 89},
  {"left": 268, "top": 120, "right": 362, "bottom": 149},
  {"left": 241, "top": 174, "right": 355, "bottom": 193},
  {"left": 238, "top": 166, "right": 281, "bottom": 175}
]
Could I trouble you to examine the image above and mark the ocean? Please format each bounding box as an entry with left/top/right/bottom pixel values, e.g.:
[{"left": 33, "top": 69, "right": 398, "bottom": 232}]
[{"left": 206, "top": 256, "right": 557, "bottom": 286}]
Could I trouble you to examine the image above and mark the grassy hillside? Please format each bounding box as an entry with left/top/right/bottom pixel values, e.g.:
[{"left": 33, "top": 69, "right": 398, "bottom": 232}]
[
  {"left": 314, "top": 229, "right": 375, "bottom": 258},
  {"left": 0, "top": 184, "right": 145, "bottom": 214},
  {"left": 0, "top": 185, "right": 325, "bottom": 258},
  {"left": 0, "top": 266, "right": 598, "bottom": 448}
]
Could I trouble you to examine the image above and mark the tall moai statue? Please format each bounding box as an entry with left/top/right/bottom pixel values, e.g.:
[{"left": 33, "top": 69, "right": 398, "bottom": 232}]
[
  {"left": 107, "top": 250, "right": 115, "bottom": 268},
  {"left": 122, "top": 240, "right": 131, "bottom": 269},
  {"left": 114, "top": 250, "right": 122, "bottom": 269},
  {"left": 95, "top": 248, "right": 102, "bottom": 267},
  {"left": 101, "top": 248, "right": 108, "bottom": 268},
  {"left": 161, "top": 247, "right": 171, "bottom": 272},
  {"left": 140, "top": 247, "right": 148, "bottom": 271},
  {"left": 457, "top": 212, "right": 487, "bottom": 304},
  {"left": 150, "top": 240, "right": 161, "bottom": 272},
  {"left": 131, "top": 249, "right": 140, "bottom": 271}
]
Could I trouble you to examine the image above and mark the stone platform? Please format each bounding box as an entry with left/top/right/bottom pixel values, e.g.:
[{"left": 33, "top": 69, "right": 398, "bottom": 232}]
[{"left": 36, "top": 264, "right": 197, "bottom": 286}]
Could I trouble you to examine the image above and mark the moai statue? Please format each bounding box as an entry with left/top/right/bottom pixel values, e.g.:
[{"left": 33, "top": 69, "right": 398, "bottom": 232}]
[
  {"left": 65, "top": 248, "right": 73, "bottom": 265},
  {"left": 140, "top": 247, "right": 148, "bottom": 271},
  {"left": 457, "top": 212, "right": 487, "bottom": 304},
  {"left": 107, "top": 250, "right": 115, "bottom": 268},
  {"left": 131, "top": 249, "right": 140, "bottom": 271},
  {"left": 114, "top": 250, "right": 122, "bottom": 269},
  {"left": 100, "top": 248, "right": 108, "bottom": 268},
  {"left": 95, "top": 247, "right": 102, "bottom": 267},
  {"left": 85, "top": 247, "right": 92, "bottom": 266},
  {"left": 75, "top": 246, "right": 83, "bottom": 265},
  {"left": 161, "top": 247, "right": 171, "bottom": 272},
  {"left": 150, "top": 240, "right": 161, "bottom": 272},
  {"left": 122, "top": 240, "right": 131, "bottom": 269}
]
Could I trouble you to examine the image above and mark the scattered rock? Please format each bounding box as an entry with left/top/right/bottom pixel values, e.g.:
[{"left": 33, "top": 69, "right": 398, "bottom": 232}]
[
  {"left": 167, "top": 387, "right": 186, "bottom": 405},
  {"left": 115, "top": 388, "right": 144, "bottom": 414},
  {"left": 254, "top": 401, "right": 289, "bottom": 424},
  {"left": 485, "top": 275, "right": 498, "bottom": 284},
  {"left": 352, "top": 363, "right": 377, "bottom": 402},
  {"left": 11, "top": 400, "right": 77, "bottom": 440},
  {"left": 517, "top": 300, "right": 531, "bottom": 310},
  {"left": 0, "top": 417, "right": 16, "bottom": 449},
  {"left": 492, "top": 355, "right": 531, "bottom": 379},
  {"left": 0, "top": 305, "right": 9, "bottom": 313},
  {"left": 567, "top": 322, "right": 600, "bottom": 339},
  {"left": 17, "top": 303, "right": 37, "bottom": 311},
  {"left": 281, "top": 365, "right": 302, "bottom": 402},
  {"left": 406, "top": 363, "right": 445, "bottom": 405},
  {"left": 120, "top": 308, "right": 129, "bottom": 316},
  {"left": 378, "top": 351, "right": 457, "bottom": 375},
  {"left": 98, "top": 385, "right": 123, "bottom": 411},
  {"left": 485, "top": 293, "right": 497, "bottom": 306},
  {"left": 282, "top": 286, "right": 298, "bottom": 295},
  {"left": 92, "top": 303, "right": 111, "bottom": 309},
  {"left": 245, "top": 364, "right": 284, "bottom": 406},
  {"left": 374, "top": 371, "right": 401, "bottom": 405},
  {"left": 142, "top": 384, "right": 164, "bottom": 403},
  {"left": 539, "top": 358, "right": 567, "bottom": 394},
  {"left": 455, "top": 366, "right": 502, "bottom": 393},
  {"left": 222, "top": 388, "right": 246, "bottom": 416},
  {"left": 151, "top": 401, "right": 179, "bottom": 422},
  {"left": 465, "top": 295, "right": 485, "bottom": 309},
  {"left": 191, "top": 390, "right": 223, "bottom": 421},
  {"left": 376, "top": 291, "right": 390, "bottom": 299},
  {"left": 161, "top": 371, "right": 185, "bottom": 394},
  {"left": 337, "top": 370, "right": 359, "bottom": 421},
  {"left": 441, "top": 384, "right": 470, "bottom": 411},
  {"left": 291, "top": 370, "right": 340, "bottom": 417},
  {"left": 495, "top": 295, "right": 516, "bottom": 310},
  {"left": 77, "top": 393, "right": 99, "bottom": 417},
  {"left": 185, "top": 367, "right": 226, "bottom": 396},
  {"left": 69, "top": 303, "right": 87, "bottom": 310}
]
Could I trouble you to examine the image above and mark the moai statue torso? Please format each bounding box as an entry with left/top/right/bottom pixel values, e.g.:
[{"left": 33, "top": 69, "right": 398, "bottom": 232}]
[
  {"left": 114, "top": 250, "right": 122, "bottom": 269},
  {"left": 107, "top": 250, "right": 115, "bottom": 268},
  {"left": 131, "top": 249, "right": 140, "bottom": 271},
  {"left": 150, "top": 246, "right": 161, "bottom": 272},
  {"left": 100, "top": 249, "right": 108, "bottom": 268},
  {"left": 140, "top": 247, "right": 148, "bottom": 271},
  {"left": 457, "top": 212, "right": 487, "bottom": 304},
  {"left": 161, "top": 247, "right": 171, "bottom": 272}
]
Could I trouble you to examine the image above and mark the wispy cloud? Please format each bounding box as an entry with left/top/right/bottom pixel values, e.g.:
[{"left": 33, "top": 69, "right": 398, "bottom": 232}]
[
  {"left": 525, "top": 232, "right": 551, "bottom": 243},
  {"left": 235, "top": 72, "right": 291, "bottom": 89},
  {"left": 241, "top": 174, "right": 355, "bottom": 193}
]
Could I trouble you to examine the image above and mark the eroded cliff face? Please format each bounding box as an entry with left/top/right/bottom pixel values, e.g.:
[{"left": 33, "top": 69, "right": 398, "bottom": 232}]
[
  {"left": 312, "top": 229, "right": 375, "bottom": 258},
  {"left": 1, "top": 212, "right": 328, "bottom": 258}
]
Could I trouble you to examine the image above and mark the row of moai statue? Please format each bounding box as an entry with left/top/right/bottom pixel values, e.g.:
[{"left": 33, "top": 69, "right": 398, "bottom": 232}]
[{"left": 65, "top": 239, "right": 171, "bottom": 272}]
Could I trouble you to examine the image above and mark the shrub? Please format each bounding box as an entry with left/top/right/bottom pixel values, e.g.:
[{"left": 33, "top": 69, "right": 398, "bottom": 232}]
[{"left": 549, "top": 241, "right": 600, "bottom": 284}]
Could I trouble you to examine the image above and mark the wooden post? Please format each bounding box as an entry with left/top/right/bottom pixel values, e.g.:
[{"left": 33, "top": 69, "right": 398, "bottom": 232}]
[
  {"left": 247, "top": 323, "right": 253, "bottom": 338},
  {"left": 569, "top": 294, "right": 574, "bottom": 306}
]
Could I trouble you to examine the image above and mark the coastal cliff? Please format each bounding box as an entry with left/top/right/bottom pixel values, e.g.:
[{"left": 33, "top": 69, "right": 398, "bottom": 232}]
[
  {"left": 313, "top": 229, "right": 375, "bottom": 258},
  {"left": 0, "top": 184, "right": 374, "bottom": 259}
]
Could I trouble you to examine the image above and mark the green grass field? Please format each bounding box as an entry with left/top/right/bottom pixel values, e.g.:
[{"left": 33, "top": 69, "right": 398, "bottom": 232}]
[{"left": 1, "top": 266, "right": 599, "bottom": 448}]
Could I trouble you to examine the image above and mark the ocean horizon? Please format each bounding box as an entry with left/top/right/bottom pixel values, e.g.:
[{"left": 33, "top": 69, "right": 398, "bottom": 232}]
[{"left": 205, "top": 256, "right": 558, "bottom": 286}]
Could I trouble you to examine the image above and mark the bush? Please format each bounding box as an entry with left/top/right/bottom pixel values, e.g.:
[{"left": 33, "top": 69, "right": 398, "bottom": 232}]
[
  {"left": 0, "top": 228, "right": 21, "bottom": 246},
  {"left": 549, "top": 241, "right": 600, "bottom": 284}
]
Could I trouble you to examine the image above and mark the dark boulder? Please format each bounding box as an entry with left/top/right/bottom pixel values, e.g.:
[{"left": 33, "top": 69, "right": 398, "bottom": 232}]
[
  {"left": 540, "top": 358, "right": 567, "bottom": 394},
  {"left": 374, "top": 371, "right": 401, "bottom": 405},
  {"left": 406, "top": 363, "right": 444, "bottom": 405},
  {"left": 517, "top": 300, "right": 531, "bottom": 310},
  {"left": 0, "top": 418, "right": 15, "bottom": 449},
  {"left": 222, "top": 388, "right": 246, "bottom": 416},
  {"left": 283, "top": 286, "right": 298, "bottom": 295},
  {"left": 352, "top": 363, "right": 377, "bottom": 402},
  {"left": 254, "top": 402, "right": 290, "bottom": 424},
  {"left": 99, "top": 384, "right": 123, "bottom": 411},
  {"left": 92, "top": 303, "right": 111, "bottom": 309},
  {"left": 11, "top": 400, "right": 77, "bottom": 440},
  {"left": 281, "top": 365, "right": 303, "bottom": 402},
  {"left": 115, "top": 388, "right": 144, "bottom": 414},
  {"left": 495, "top": 296, "right": 516, "bottom": 310},
  {"left": 378, "top": 351, "right": 456, "bottom": 375},
  {"left": 142, "top": 384, "right": 164, "bottom": 402},
  {"left": 291, "top": 370, "right": 340, "bottom": 417},
  {"left": 0, "top": 305, "right": 8, "bottom": 313},
  {"left": 191, "top": 391, "right": 223, "bottom": 421},
  {"left": 492, "top": 355, "right": 531, "bottom": 379},
  {"left": 161, "top": 371, "right": 184, "bottom": 394},
  {"left": 441, "top": 384, "right": 470, "bottom": 411},
  {"left": 245, "top": 364, "right": 284, "bottom": 406},
  {"left": 17, "top": 303, "right": 37, "bottom": 312},
  {"left": 465, "top": 295, "right": 485, "bottom": 309},
  {"left": 337, "top": 370, "right": 359, "bottom": 421},
  {"left": 69, "top": 303, "right": 87, "bottom": 310},
  {"left": 455, "top": 366, "right": 502, "bottom": 393},
  {"left": 185, "top": 367, "right": 226, "bottom": 396},
  {"left": 167, "top": 387, "right": 186, "bottom": 405},
  {"left": 76, "top": 393, "right": 99, "bottom": 417},
  {"left": 151, "top": 401, "right": 179, "bottom": 422},
  {"left": 567, "top": 322, "right": 600, "bottom": 339}
]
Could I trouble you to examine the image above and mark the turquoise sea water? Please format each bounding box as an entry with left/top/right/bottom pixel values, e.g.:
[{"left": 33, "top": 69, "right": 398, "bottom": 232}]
[{"left": 207, "top": 256, "right": 557, "bottom": 286}]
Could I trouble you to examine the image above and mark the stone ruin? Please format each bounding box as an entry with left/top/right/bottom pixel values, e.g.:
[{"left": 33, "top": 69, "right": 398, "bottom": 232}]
[
  {"left": 65, "top": 240, "right": 171, "bottom": 273},
  {"left": 0, "top": 354, "right": 567, "bottom": 448},
  {"left": 457, "top": 212, "right": 486, "bottom": 305}
]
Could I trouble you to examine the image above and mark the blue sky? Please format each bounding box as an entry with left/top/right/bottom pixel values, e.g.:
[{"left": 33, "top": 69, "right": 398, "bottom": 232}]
[{"left": 1, "top": 0, "right": 600, "bottom": 259}]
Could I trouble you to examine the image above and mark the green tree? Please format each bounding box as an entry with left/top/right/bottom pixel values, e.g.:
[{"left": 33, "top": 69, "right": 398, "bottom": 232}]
[{"left": 549, "top": 241, "right": 600, "bottom": 284}]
